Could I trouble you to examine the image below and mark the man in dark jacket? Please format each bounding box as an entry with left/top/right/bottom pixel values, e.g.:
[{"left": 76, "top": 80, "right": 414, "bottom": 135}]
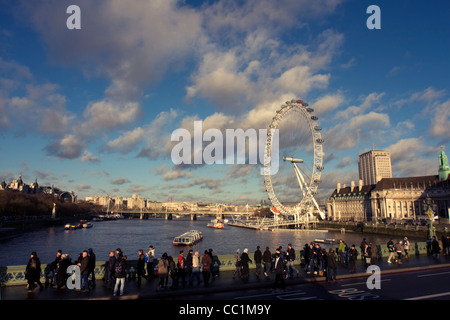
[
  {"left": 254, "top": 246, "right": 262, "bottom": 278},
  {"left": 106, "top": 250, "right": 116, "bottom": 289},
  {"left": 78, "top": 250, "right": 90, "bottom": 292},
  {"left": 137, "top": 249, "right": 147, "bottom": 287},
  {"left": 87, "top": 248, "right": 96, "bottom": 288},
  {"left": 348, "top": 245, "right": 358, "bottom": 273},
  {"left": 25, "top": 251, "right": 43, "bottom": 292},
  {"left": 272, "top": 253, "right": 286, "bottom": 291},
  {"left": 114, "top": 254, "right": 127, "bottom": 296},
  {"left": 326, "top": 249, "right": 337, "bottom": 281},
  {"left": 286, "top": 244, "right": 299, "bottom": 279},
  {"left": 262, "top": 247, "right": 272, "bottom": 278}
]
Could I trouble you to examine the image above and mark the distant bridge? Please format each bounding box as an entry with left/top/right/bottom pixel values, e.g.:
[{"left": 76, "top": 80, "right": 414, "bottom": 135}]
[{"left": 112, "top": 209, "right": 253, "bottom": 220}]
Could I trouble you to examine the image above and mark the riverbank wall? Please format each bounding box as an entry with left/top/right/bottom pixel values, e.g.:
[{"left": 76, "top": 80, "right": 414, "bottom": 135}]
[{"left": 316, "top": 222, "right": 449, "bottom": 240}]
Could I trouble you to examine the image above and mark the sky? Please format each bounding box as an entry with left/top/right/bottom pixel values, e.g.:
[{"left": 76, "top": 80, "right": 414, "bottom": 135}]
[{"left": 0, "top": 0, "right": 449, "bottom": 205}]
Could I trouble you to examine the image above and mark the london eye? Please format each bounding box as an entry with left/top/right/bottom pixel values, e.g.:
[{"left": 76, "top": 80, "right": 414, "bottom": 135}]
[{"left": 263, "top": 99, "right": 325, "bottom": 224}]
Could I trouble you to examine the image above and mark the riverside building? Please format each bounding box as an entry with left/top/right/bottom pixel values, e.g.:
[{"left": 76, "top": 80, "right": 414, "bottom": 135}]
[
  {"left": 358, "top": 149, "right": 392, "bottom": 185},
  {"left": 327, "top": 150, "right": 450, "bottom": 223}
]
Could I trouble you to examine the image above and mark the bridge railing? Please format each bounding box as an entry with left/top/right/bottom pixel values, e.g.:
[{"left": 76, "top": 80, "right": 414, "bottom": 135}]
[{"left": 0, "top": 243, "right": 431, "bottom": 287}]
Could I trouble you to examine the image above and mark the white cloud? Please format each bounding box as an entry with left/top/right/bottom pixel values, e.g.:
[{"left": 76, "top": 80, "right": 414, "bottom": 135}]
[
  {"left": 23, "top": 0, "right": 203, "bottom": 102},
  {"left": 311, "top": 93, "right": 345, "bottom": 116},
  {"left": 110, "top": 177, "right": 130, "bottom": 185},
  {"left": 45, "top": 134, "right": 86, "bottom": 159},
  {"left": 82, "top": 100, "right": 141, "bottom": 131},
  {"left": 386, "top": 137, "right": 441, "bottom": 177},
  {"left": 81, "top": 150, "right": 100, "bottom": 163},
  {"left": 335, "top": 92, "right": 385, "bottom": 120},
  {"left": 429, "top": 99, "right": 450, "bottom": 140},
  {"left": 163, "top": 170, "right": 194, "bottom": 181},
  {"left": 106, "top": 127, "right": 146, "bottom": 154}
]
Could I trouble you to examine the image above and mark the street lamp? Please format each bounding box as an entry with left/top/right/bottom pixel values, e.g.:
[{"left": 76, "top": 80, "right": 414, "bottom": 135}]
[{"left": 423, "top": 194, "right": 437, "bottom": 239}]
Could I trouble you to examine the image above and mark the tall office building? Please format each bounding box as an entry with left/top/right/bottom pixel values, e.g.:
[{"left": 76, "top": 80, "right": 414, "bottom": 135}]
[{"left": 358, "top": 150, "right": 392, "bottom": 185}]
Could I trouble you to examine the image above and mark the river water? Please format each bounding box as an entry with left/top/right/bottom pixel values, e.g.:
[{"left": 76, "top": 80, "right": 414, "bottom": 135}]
[{"left": 0, "top": 217, "right": 398, "bottom": 266}]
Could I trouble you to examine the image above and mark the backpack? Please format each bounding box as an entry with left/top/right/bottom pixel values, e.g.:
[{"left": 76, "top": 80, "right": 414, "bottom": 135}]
[{"left": 115, "top": 260, "right": 123, "bottom": 274}]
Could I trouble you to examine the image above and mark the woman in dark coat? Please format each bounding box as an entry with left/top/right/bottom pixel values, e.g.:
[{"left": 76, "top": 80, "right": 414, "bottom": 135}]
[
  {"left": 56, "top": 254, "right": 72, "bottom": 288},
  {"left": 25, "top": 251, "right": 43, "bottom": 292}
]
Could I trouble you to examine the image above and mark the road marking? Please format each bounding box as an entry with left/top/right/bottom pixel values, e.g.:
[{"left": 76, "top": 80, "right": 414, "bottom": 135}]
[
  {"left": 417, "top": 271, "right": 450, "bottom": 277},
  {"left": 234, "top": 289, "right": 305, "bottom": 300},
  {"left": 404, "top": 292, "right": 450, "bottom": 300},
  {"left": 341, "top": 279, "right": 391, "bottom": 286},
  {"left": 277, "top": 292, "right": 307, "bottom": 300}
]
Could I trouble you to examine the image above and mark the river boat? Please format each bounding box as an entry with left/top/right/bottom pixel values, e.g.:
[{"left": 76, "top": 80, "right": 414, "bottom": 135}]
[
  {"left": 173, "top": 230, "right": 203, "bottom": 246},
  {"left": 69, "top": 223, "right": 82, "bottom": 230},
  {"left": 314, "top": 238, "right": 335, "bottom": 244},
  {"left": 207, "top": 219, "right": 224, "bottom": 229},
  {"left": 83, "top": 222, "right": 93, "bottom": 228}
]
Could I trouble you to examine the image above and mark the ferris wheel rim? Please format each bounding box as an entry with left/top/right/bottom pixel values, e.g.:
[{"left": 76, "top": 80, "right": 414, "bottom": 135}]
[{"left": 264, "top": 99, "right": 324, "bottom": 216}]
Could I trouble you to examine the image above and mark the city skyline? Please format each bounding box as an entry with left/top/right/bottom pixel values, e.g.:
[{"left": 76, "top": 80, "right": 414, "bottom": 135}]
[{"left": 1, "top": 1, "right": 449, "bottom": 204}]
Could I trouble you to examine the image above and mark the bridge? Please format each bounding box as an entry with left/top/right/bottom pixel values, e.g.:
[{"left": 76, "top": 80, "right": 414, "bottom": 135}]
[{"left": 109, "top": 209, "right": 253, "bottom": 221}]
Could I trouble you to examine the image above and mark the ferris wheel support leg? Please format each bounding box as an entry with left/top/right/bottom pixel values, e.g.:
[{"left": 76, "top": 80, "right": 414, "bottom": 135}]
[{"left": 293, "top": 163, "right": 307, "bottom": 198}]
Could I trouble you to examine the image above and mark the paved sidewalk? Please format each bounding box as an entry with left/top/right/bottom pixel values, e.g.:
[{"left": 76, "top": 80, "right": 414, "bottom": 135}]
[{"left": 2, "top": 254, "right": 450, "bottom": 300}]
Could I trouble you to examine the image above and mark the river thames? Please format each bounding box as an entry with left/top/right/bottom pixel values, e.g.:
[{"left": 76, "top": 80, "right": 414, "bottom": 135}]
[{"left": 0, "top": 217, "right": 399, "bottom": 266}]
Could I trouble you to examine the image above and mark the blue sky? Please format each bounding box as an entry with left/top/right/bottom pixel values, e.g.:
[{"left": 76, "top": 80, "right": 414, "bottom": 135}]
[{"left": 0, "top": 0, "right": 449, "bottom": 204}]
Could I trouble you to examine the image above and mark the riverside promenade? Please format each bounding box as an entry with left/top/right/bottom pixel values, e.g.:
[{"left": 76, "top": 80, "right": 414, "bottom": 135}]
[{"left": 2, "top": 252, "right": 450, "bottom": 300}]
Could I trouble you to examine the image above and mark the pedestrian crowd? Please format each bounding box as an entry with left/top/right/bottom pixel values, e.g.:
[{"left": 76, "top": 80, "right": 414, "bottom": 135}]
[{"left": 23, "top": 234, "right": 450, "bottom": 296}]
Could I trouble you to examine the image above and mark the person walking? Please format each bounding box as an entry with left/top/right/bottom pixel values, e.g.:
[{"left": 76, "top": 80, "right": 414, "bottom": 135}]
[
  {"left": 78, "top": 250, "right": 90, "bottom": 292},
  {"left": 233, "top": 249, "right": 242, "bottom": 279},
  {"left": 186, "top": 249, "right": 193, "bottom": 282},
  {"left": 25, "top": 251, "right": 43, "bottom": 292},
  {"left": 157, "top": 253, "right": 169, "bottom": 289},
  {"left": 262, "top": 247, "right": 272, "bottom": 278},
  {"left": 201, "top": 250, "right": 212, "bottom": 287},
  {"left": 208, "top": 249, "right": 219, "bottom": 280},
  {"left": 442, "top": 235, "right": 450, "bottom": 256},
  {"left": 306, "top": 243, "right": 315, "bottom": 274},
  {"left": 168, "top": 256, "right": 177, "bottom": 288},
  {"left": 87, "top": 248, "right": 96, "bottom": 288},
  {"left": 48, "top": 250, "right": 62, "bottom": 287},
  {"left": 146, "top": 245, "right": 155, "bottom": 279},
  {"left": 394, "top": 240, "right": 403, "bottom": 264},
  {"left": 444, "top": 235, "right": 450, "bottom": 256},
  {"left": 338, "top": 239, "right": 346, "bottom": 264},
  {"left": 431, "top": 236, "right": 441, "bottom": 259},
  {"left": 371, "top": 242, "right": 378, "bottom": 264},
  {"left": 177, "top": 250, "right": 186, "bottom": 287},
  {"left": 402, "top": 237, "right": 410, "bottom": 259},
  {"left": 254, "top": 246, "right": 262, "bottom": 279},
  {"left": 326, "top": 249, "right": 337, "bottom": 281},
  {"left": 106, "top": 250, "right": 116, "bottom": 289},
  {"left": 360, "top": 238, "right": 368, "bottom": 261},
  {"left": 272, "top": 253, "right": 286, "bottom": 291},
  {"left": 240, "top": 248, "right": 252, "bottom": 282},
  {"left": 363, "top": 243, "right": 372, "bottom": 268},
  {"left": 136, "top": 249, "right": 147, "bottom": 287},
  {"left": 387, "top": 239, "right": 396, "bottom": 263},
  {"left": 189, "top": 251, "right": 201, "bottom": 286},
  {"left": 348, "top": 245, "right": 358, "bottom": 273},
  {"left": 114, "top": 254, "right": 127, "bottom": 296},
  {"left": 286, "top": 244, "right": 299, "bottom": 279},
  {"left": 55, "top": 253, "right": 71, "bottom": 289}
]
